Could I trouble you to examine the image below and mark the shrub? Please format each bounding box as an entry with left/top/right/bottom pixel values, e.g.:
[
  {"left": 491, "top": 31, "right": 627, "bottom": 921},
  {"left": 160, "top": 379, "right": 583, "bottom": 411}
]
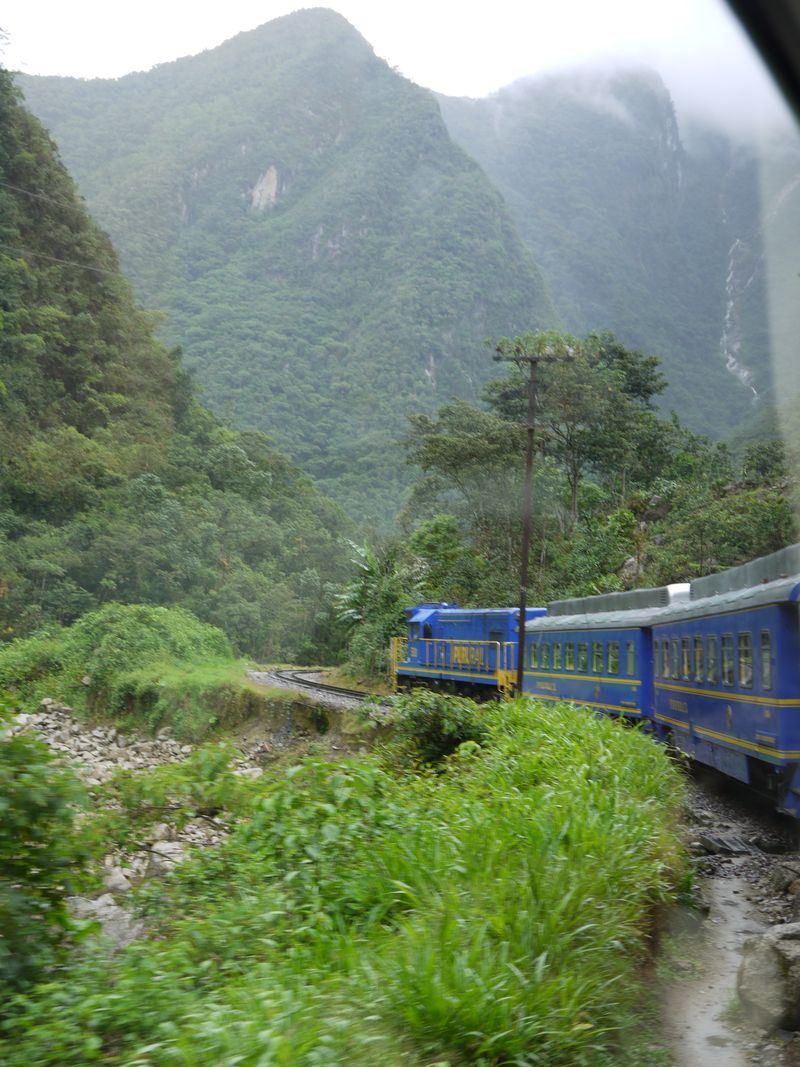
[
  {"left": 388, "top": 687, "right": 488, "bottom": 762},
  {"left": 0, "top": 694, "right": 88, "bottom": 1002}
]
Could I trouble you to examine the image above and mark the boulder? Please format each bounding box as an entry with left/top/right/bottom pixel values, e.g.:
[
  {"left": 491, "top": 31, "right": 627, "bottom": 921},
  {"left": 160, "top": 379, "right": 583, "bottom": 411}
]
[
  {"left": 103, "top": 867, "right": 133, "bottom": 895},
  {"left": 738, "top": 922, "right": 800, "bottom": 1028},
  {"left": 68, "top": 893, "right": 144, "bottom": 949},
  {"left": 147, "top": 841, "right": 186, "bottom": 876}
]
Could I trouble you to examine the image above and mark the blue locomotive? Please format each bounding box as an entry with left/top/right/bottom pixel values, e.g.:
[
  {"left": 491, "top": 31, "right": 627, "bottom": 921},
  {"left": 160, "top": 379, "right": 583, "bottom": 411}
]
[
  {"left": 391, "top": 543, "right": 800, "bottom": 817},
  {"left": 391, "top": 603, "right": 546, "bottom": 697}
]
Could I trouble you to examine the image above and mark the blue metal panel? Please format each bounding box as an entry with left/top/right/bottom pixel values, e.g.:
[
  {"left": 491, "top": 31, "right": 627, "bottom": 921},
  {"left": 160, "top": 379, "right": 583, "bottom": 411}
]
[
  {"left": 651, "top": 602, "right": 800, "bottom": 767},
  {"left": 521, "top": 623, "right": 647, "bottom": 718}
]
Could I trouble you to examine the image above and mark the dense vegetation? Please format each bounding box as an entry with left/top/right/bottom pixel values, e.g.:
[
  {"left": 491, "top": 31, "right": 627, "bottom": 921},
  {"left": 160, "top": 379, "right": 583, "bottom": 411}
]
[
  {"left": 0, "top": 603, "right": 258, "bottom": 740},
  {"left": 0, "top": 67, "right": 351, "bottom": 659},
  {"left": 340, "top": 330, "right": 795, "bottom": 675},
  {"left": 0, "top": 689, "right": 685, "bottom": 1066},
  {"left": 19, "top": 16, "right": 800, "bottom": 512},
  {"left": 18, "top": 9, "right": 554, "bottom": 523}
]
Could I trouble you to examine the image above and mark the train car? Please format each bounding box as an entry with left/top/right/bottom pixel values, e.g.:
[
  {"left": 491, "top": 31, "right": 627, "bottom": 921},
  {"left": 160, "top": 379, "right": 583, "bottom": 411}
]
[
  {"left": 650, "top": 544, "right": 800, "bottom": 817},
  {"left": 523, "top": 585, "right": 688, "bottom": 721},
  {"left": 391, "top": 603, "right": 546, "bottom": 697},
  {"left": 389, "top": 544, "right": 800, "bottom": 817}
]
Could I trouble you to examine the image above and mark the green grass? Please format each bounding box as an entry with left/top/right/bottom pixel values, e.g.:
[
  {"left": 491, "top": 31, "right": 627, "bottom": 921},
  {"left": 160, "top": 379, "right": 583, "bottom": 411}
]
[{"left": 1, "top": 693, "right": 687, "bottom": 1066}]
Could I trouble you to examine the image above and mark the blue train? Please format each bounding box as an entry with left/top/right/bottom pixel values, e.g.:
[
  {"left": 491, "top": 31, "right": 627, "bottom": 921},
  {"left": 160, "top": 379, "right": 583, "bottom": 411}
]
[{"left": 390, "top": 543, "right": 800, "bottom": 817}]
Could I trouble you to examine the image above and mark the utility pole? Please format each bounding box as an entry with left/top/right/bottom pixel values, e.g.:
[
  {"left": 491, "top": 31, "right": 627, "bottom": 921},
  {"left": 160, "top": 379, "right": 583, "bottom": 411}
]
[{"left": 493, "top": 333, "right": 574, "bottom": 696}]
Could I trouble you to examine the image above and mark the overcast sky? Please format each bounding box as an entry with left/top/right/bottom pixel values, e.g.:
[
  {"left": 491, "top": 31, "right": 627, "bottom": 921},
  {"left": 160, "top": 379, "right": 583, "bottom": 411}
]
[{"left": 1, "top": 1, "right": 792, "bottom": 132}]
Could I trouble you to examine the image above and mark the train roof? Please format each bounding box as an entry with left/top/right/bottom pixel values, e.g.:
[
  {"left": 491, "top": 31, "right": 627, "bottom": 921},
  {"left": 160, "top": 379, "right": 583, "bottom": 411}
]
[
  {"left": 526, "top": 545, "right": 800, "bottom": 633},
  {"left": 406, "top": 604, "right": 545, "bottom": 623},
  {"left": 654, "top": 574, "right": 800, "bottom": 625},
  {"left": 547, "top": 584, "right": 688, "bottom": 616},
  {"left": 526, "top": 605, "right": 675, "bottom": 633},
  {"left": 690, "top": 543, "right": 800, "bottom": 599}
]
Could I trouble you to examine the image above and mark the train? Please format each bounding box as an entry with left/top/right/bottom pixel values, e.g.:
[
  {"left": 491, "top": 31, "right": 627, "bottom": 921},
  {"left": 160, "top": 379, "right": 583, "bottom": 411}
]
[{"left": 389, "top": 542, "right": 800, "bottom": 818}]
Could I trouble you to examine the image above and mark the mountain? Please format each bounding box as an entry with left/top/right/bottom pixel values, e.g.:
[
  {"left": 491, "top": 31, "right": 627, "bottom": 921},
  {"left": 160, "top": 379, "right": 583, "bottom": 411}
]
[
  {"left": 17, "top": 9, "right": 554, "bottom": 522},
  {"left": 18, "top": 12, "right": 800, "bottom": 497},
  {"left": 438, "top": 68, "right": 800, "bottom": 435},
  {"left": 0, "top": 65, "right": 350, "bottom": 658}
]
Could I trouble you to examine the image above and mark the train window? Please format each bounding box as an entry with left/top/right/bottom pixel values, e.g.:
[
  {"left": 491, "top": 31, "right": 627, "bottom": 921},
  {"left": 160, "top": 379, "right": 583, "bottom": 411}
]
[
  {"left": 410, "top": 623, "right": 420, "bottom": 638},
  {"left": 553, "top": 642, "right": 562, "bottom": 670},
  {"left": 721, "top": 634, "right": 734, "bottom": 686},
  {"left": 626, "top": 641, "right": 635, "bottom": 676},
  {"left": 681, "top": 637, "right": 691, "bottom": 680},
  {"left": 529, "top": 643, "right": 538, "bottom": 669},
  {"left": 738, "top": 632, "right": 753, "bottom": 689},
  {"left": 578, "top": 642, "right": 588, "bottom": 672},
  {"left": 541, "top": 642, "right": 550, "bottom": 669},
  {"left": 565, "top": 642, "right": 575, "bottom": 670},
  {"left": 671, "top": 637, "right": 679, "bottom": 680},
  {"left": 608, "top": 640, "right": 619, "bottom": 674},
  {"left": 662, "top": 639, "right": 669, "bottom": 679},
  {"left": 694, "top": 636, "right": 704, "bottom": 682},
  {"left": 489, "top": 630, "right": 503, "bottom": 646},
  {"left": 592, "top": 641, "right": 603, "bottom": 673},
  {"left": 761, "top": 631, "right": 773, "bottom": 690},
  {"left": 707, "top": 635, "right": 718, "bottom": 684}
]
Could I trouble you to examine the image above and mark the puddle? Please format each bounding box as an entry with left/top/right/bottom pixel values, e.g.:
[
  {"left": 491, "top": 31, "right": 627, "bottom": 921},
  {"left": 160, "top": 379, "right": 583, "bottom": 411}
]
[{"left": 662, "top": 873, "right": 765, "bottom": 1066}]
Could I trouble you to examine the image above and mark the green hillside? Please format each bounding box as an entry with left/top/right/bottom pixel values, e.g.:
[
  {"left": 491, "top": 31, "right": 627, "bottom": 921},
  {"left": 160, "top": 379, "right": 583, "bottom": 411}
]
[
  {"left": 0, "top": 67, "right": 350, "bottom": 658},
  {"left": 438, "top": 68, "right": 790, "bottom": 435},
  {"left": 18, "top": 9, "right": 554, "bottom": 522}
]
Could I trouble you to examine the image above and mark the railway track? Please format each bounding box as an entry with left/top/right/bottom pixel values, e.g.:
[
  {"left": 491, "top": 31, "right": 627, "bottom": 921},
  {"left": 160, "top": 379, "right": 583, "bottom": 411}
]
[{"left": 265, "top": 668, "right": 386, "bottom": 705}]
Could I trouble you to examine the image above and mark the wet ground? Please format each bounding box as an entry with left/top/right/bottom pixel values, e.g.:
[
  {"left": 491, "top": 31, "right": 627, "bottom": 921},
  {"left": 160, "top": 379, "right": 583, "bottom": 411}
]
[{"left": 662, "top": 771, "right": 800, "bottom": 1066}]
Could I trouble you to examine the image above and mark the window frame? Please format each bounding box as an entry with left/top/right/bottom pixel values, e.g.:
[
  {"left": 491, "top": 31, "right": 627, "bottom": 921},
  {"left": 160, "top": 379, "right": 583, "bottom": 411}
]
[
  {"left": 738, "top": 631, "right": 753, "bottom": 689},
  {"left": 760, "top": 629, "right": 773, "bottom": 691},
  {"left": 707, "top": 635, "right": 719, "bottom": 684},
  {"left": 694, "top": 635, "right": 704, "bottom": 683},
  {"left": 578, "top": 642, "right": 588, "bottom": 672},
  {"left": 626, "top": 640, "right": 636, "bottom": 676},
  {"left": 721, "top": 633, "right": 735, "bottom": 687},
  {"left": 608, "top": 640, "right": 620, "bottom": 675},
  {"left": 592, "top": 640, "right": 604, "bottom": 674}
]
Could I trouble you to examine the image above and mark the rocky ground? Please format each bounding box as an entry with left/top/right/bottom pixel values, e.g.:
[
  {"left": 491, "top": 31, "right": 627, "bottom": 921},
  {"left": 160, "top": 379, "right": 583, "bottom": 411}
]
[
  {"left": 666, "top": 770, "right": 800, "bottom": 1066},
  {"left": 9, "top": 686, "right": 378, "bottom": 950}
]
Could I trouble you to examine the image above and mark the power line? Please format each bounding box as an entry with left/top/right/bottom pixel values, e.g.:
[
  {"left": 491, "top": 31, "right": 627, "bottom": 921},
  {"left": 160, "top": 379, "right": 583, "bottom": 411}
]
[
  {"left": 0, "top": 177, "right": 85, "bottom": 210},
  {"left": 0, "top": 240, "right": 118, "bottom": 275},
  {"left": 0, "top": 176, "right": 181, "bottom": 248}
]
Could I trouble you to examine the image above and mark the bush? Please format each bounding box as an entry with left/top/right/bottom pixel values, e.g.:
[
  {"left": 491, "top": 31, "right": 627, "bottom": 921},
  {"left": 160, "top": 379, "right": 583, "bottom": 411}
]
[
  {"left": 389, "top": 687, "right": 489, "bottom": 762},
  {"left": 0, "top": 695, "right": 88, "bottom": 1002},
  {"left": 0, "top": 603, "right": 234, "bottom": 719}
]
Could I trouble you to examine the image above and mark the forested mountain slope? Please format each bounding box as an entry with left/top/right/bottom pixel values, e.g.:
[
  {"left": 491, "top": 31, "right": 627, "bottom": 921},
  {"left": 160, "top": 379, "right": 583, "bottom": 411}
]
[
  {"left": 438, "top": 69, "right": 800, "bottom": 435},
  {"left": 0, "top": 67, "right": 350, "bottom": 658},
  {"left": 18, "top": 9, "right": 554, "bottom": 522}
]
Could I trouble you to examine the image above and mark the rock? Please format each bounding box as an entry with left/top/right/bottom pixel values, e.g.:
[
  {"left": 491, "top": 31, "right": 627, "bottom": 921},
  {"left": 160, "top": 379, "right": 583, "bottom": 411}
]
[
  {"left": 81, "top": 675, "right": 91, "bottom": 686},
  {"left": 148, "top": 822, "right": 171, "bottom": 843},
  {"left": 103, "top": 867, "right": 132, "bottom": 894},
  {"left": 738, "top": 923, "right": 800, "bottom": 1028},
  {"left": 769, "top": 862, "right": 800, "bottom": 895},
  {"left": 147, "top": 841, "right": 186, "bottom": 876},
  {"left": 619, "top": 556, "right": 643, "bottom": 582},
  {"left": 68, "top": 893, "right": 144, "bottom": 949},
  {"left": 40, "top": 697, "right": 55, "bottom": 707}
]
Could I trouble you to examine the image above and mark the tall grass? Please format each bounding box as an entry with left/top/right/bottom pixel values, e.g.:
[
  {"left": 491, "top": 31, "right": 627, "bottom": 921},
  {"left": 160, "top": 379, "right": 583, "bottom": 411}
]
[{"left": 1, "top": 696, "right": 684, "bottom": 1065}]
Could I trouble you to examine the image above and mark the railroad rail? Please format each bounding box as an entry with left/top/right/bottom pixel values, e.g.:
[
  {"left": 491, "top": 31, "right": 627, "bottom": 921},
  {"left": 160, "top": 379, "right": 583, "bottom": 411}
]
[{"left": 270, "top": 669, "right": 377, "bottom": 702}]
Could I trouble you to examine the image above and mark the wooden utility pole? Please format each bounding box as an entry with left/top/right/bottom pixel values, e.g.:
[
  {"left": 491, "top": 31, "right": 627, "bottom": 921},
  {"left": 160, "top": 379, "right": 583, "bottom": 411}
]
[{"left": 493, "top": 333, "right": 573, "bottom": 695}]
